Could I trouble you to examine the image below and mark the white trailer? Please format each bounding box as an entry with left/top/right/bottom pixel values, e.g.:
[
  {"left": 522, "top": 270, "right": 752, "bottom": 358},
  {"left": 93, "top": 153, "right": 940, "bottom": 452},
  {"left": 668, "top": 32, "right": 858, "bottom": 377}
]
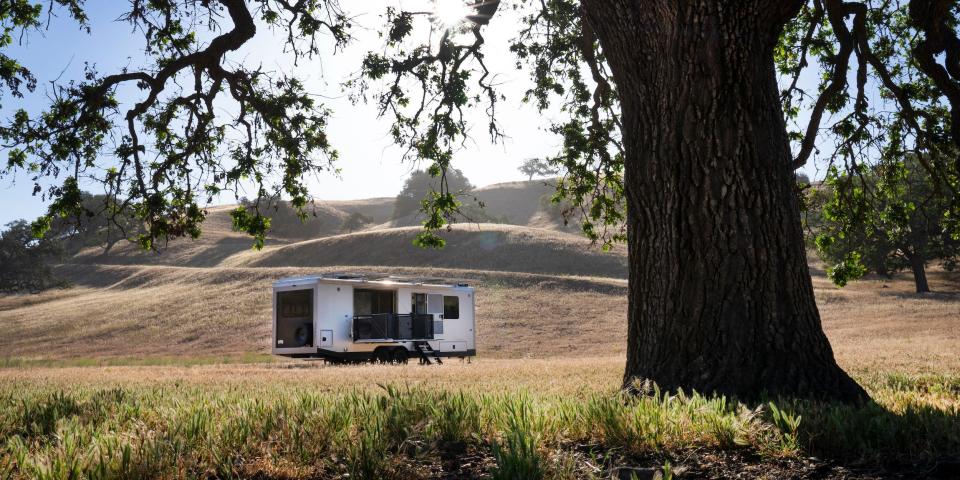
[{"left": 271, "top": 273, "right": 476, "bottom": 364}]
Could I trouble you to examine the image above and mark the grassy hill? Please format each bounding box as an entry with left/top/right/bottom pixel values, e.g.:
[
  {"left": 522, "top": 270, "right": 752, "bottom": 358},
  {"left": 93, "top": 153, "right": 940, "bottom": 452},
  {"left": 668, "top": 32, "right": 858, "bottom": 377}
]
[
  {"left": 2, "top": 177, "right": 959, "bottom": 374},
  {"left": 322, "top": 197, "right": 396, "bottom": 224},
  {"left": 70, "top": 180, "right": 615, "bottom": 274},
  {"left": 0, "top": 264, "right": 629, "bottom": 361},
  {"left": 6, "top": 179, "right": 633, "bottom": 362},
  {"left": 1, "top": 260, "right": 958, "bottom": 374},
  {"left": 228, "top": 223, "right": 626, "bottom": 276}
]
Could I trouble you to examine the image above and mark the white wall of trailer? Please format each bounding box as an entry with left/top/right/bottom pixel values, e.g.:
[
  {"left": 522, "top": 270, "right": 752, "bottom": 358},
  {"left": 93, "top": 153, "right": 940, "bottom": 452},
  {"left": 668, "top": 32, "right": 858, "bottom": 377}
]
[
  {"left": 271, "top": 277, "right": 475, "bottom": 357},
  {"left": 393, "top": 285, "right": 475, "bottom": 355},
  {"left": 315, "top": 281, "right": 354, "bottom": 351}
]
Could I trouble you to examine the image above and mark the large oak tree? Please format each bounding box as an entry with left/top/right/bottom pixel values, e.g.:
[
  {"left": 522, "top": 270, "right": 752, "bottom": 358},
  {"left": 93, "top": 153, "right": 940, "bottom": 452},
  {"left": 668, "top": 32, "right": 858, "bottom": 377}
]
[{"left": 3, "top": 0, "right": 960, "bottom": 403}]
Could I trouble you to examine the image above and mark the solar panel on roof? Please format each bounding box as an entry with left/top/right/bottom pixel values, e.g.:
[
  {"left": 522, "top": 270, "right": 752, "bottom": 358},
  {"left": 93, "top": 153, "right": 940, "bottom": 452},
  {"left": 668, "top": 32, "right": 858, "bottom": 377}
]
[{"left": 279, "top": 272, "right": 469, "bottom": 287}]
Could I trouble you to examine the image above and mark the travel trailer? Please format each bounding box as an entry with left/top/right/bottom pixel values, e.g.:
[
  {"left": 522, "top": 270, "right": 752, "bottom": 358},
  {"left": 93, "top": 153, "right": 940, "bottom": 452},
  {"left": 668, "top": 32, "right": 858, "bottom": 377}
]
[{"left": 271, "top": 273, "right": 476, "bottom": 364}]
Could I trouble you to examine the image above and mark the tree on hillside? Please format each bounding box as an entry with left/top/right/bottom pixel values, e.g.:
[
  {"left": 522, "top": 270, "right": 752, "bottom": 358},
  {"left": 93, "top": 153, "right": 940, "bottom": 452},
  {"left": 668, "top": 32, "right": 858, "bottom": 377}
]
[
  {"left": 518, "top": 158, "right": 559, "bottom": 181},
  {"left": 815, "top": 157, "right": 960, "bottom": 293},
  {"left": 341, "top": 211, "right": 373, "bottom": 233},
  {"left": 0, "top": 220, "right": 65, "bottom": 293},
  {"left": 393, "top": 169, "right": 474, "bottom": 220},
  {"left": 47, "top": 192, "right": 143, "bottom": 255},
  {"left": 5, "top": 1, "right": 960, "bottom": 402},
  {"left": 0, "top": 191, "right": 141, "bottom": 292}
]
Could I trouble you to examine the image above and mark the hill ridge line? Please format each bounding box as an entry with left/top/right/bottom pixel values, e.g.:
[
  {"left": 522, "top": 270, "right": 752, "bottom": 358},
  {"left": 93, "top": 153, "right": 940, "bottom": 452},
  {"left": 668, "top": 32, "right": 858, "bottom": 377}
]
[{"left": 55, "top": 262, "right": 629, "bottom": 286}]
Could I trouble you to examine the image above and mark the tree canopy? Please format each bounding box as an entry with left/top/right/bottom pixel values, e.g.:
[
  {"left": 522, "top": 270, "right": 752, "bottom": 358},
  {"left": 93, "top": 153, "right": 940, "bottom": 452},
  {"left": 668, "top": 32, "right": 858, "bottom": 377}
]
[
  {"left": 0, "top": 220, "right": 64, "bottom": 293},
  {"left": 517, "top": 157, "right": 559, "bottom": 181},
  {"left": 0, "top": 0, "right": 957, "bottom": 252},
  {"left": 814, "top": 155, "right": 959, "bottom": 292},
  {"left": 393, "top": 168, "right": 474, "bottom": 221}
]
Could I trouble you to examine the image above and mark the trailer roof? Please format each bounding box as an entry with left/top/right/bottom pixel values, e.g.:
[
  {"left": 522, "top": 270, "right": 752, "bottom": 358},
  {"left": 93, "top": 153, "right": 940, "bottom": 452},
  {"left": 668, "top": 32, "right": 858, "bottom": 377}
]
[{"left": 272, "top": 272, "right": 472, "bottom": 289}]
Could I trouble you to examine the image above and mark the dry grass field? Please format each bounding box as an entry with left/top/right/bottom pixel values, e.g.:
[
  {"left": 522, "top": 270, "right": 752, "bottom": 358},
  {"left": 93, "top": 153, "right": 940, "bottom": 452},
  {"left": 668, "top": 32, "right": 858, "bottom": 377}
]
[
  {"left": 2, "top": 180, "right": 960, "bottom": 478},
  {"left": 0, "top": 358, "right": 624, "bottom": 396},
  {"left": 0, "top": 263, "right": 632, "bottom": 361},
  {"left": 232, "top": 224, "right": 628, "bottom": 276},
  {"left": 0, "top": 262, "right": 956, "bottom": 375}
]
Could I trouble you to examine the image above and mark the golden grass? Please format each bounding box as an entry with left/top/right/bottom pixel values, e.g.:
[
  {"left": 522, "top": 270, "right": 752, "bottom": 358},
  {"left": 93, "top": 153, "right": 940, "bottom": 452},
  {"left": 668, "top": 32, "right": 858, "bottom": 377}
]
[
  {"left": 72, "top": 223, "right": 627, "bottom": 276},
  {"left": 3, "top": 182, "right": 959, "bottom": 478},
  {"left": 320, "top": 196, "right": 396, "bottom": 223},
  {"left": 1, "top": 180, "right": 958, "bottom": 375},
  {"left": 1, "top": 262, "right": 958, "bottom": 375},
  {"left": 227, "top": 223, "right": 627, "bottom": 277},
  {"left": 63, "top": 177, "right": 618, "bottom": 275},
  {"left": 0, "top": 264, "right": 629, "bottom": 360},
  {"left": 811, "top": 270, "right": 960, "bottom": 374},
  {"left": 0, "top": 357, "right": 625, "bottom": 396},
  {"left": 472, "top": 180, "right": 556, "bottom": 226}
]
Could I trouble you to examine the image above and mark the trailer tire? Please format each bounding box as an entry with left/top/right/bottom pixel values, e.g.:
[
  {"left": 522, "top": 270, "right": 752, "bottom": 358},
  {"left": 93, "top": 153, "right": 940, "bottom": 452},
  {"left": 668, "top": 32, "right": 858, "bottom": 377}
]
[
  {"left": 374, "top": 348, "right": 392, "bottom": 364},
  {"left": 391, "top": 348, "right": 409, "bottom": 364}
]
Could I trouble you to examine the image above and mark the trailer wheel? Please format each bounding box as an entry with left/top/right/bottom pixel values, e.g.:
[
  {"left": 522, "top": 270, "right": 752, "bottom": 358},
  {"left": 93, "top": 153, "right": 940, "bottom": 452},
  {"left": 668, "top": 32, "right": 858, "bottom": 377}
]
[
  {"left": 391, "top": 348, "right": 409, "bottom": 364},
  {"left": 374, "top": 348, "right": 392, "bottom": 364}
]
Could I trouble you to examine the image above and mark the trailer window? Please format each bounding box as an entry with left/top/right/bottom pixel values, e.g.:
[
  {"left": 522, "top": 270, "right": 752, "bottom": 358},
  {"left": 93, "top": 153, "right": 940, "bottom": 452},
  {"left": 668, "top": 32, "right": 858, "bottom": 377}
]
[
  {"left": 443, "top": 296, "right": 459, "bottom": 319},
  {"left": 427, "top": 294, "right": 443, "bottom": 314},
  {"left": 354, "top": 289, "right": 396, "bottom": 315},
  {"left": 412, "top": 293, "right": 428, "bottom": 314},
  {"left": 277, "top": 290, "right": 312, "bottom": 320}
]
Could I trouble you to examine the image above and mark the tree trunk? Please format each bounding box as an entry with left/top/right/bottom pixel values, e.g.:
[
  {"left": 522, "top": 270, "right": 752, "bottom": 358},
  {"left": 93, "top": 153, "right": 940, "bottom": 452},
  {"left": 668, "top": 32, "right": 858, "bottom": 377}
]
[
  {"left": 102, "top": 238, "right": 118, "bottom": 256},
  {"left": 906, "top": 252, "right": 931, "bottom": 293},
  {"left": 582, "top": 1, "right": 867, "bottom": 403}
]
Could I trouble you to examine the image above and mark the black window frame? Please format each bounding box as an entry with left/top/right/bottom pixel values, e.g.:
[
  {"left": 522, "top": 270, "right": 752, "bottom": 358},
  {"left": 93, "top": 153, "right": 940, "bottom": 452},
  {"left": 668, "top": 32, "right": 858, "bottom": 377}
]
[
  {"left": 354, "top": 288, "right": 396, "bottom": 315},
  {"left": 277, "top": 289, "right": 312, "bottom": 320},
  {"left": 443, "top": 295, "right": 460, "bottom": 320}
]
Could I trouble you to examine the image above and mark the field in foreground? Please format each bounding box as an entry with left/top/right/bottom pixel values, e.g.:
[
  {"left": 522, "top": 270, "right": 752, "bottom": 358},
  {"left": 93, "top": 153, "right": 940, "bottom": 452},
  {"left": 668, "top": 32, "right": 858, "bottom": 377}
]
[
  {"left": 1, "top": 359, "right": 959, "bottom": 479},
  {"left": 1, "top": 179, "right": 959, "bottom": 478}
]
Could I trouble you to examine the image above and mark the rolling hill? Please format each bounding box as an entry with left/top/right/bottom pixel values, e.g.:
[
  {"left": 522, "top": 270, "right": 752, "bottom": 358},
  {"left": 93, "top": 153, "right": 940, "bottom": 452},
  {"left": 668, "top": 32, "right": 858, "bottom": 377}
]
[
  {"left": 1, "top": 261, "right": 958, "bottom": 374},
  {"left": 71, "top": 179, "right": 606, "bottom": 273},
  {"left": 227, "top": 224, "right": 626, "bottom": 277},
  {"left": 1, "top": 178, "right": 958, "bottom": 374}
]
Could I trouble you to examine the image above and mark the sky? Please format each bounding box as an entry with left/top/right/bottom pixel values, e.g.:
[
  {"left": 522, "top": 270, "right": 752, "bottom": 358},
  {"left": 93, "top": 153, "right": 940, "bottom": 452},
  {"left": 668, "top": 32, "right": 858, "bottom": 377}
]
[
  {"left": 0, "top": 1, "right": 568, "bottom": 226},
  {"left": 0, "top": 1, "right": 826, "bottom": 227}
]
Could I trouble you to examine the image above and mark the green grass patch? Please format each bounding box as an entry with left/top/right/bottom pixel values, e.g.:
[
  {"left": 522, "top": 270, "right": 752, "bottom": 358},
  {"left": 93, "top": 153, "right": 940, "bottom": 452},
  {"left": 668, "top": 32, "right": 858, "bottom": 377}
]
[{"left": 0, "top": 372, "right": 957, "bottom": 479}]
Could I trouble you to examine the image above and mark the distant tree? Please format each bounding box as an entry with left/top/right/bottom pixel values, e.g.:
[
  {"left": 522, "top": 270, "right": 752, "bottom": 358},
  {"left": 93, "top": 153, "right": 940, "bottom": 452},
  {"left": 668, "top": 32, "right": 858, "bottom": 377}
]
[
  {"left": 0, "top": 220, "right": 65, "bottom": 293},
  {"left": 341, "top": 211, "right": 373, "bottom": 233},
  {"left": 815, "top": 157, "right": 960, "bottom": 293},
  {"left": 796, "top": 173, "right": 826, "bottom": 249},
  {"left": 46, "top": 192, "right": 143, "bottom": 255},
  {"left": 237, "top": 197, "right": 333, "bottom": 241},
  {"left": 393, "top": 169, "right": 473, "bottom": 221},
  {"left": 518, "top": 158, "right": 559, "bottom": 181}
]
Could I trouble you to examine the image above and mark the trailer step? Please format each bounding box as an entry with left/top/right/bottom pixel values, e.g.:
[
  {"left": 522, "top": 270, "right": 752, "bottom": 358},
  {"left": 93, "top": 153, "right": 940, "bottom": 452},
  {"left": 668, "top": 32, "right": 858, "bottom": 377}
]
[{"left": 415, "top": 341, "right": 443, "bottom": 365}]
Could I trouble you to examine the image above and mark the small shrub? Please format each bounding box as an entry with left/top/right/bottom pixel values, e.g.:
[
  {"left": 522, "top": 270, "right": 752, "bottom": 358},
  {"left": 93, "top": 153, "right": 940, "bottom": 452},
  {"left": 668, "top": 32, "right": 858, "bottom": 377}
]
[
  {"left": 767, "top": 402, "right": 802, "bottom": 455},
  {"left": 490, "top": 400, "right": 545, "bottom": 480},
  {"left": 430, "top": 391, "right": 481, "bottom": 445},
  {"left": 17, "top": 391, "right": 81, "bottom": 439}
]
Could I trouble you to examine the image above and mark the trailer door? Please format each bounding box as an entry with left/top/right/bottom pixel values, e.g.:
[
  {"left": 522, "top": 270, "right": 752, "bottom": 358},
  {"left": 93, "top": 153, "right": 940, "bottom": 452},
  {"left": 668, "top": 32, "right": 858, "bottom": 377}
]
[
  {"left": 275, "top": 289, "right": 314, "bottom": 348},
  {"left": 427, "top": 294, "right": 445, "bottom": 338},
  {"left": 412, "top": 293, "right": 444, "bottom": 339}
]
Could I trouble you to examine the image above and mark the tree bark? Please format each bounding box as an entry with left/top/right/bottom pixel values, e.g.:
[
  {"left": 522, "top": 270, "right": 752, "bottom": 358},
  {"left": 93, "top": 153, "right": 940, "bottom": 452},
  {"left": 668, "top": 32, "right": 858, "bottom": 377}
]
[
  {"left": 906, "top": 251, "right": 931, "bottom": 293},
  {"left": 582, "top": 1, "right": 868, "bottom": 403}
]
